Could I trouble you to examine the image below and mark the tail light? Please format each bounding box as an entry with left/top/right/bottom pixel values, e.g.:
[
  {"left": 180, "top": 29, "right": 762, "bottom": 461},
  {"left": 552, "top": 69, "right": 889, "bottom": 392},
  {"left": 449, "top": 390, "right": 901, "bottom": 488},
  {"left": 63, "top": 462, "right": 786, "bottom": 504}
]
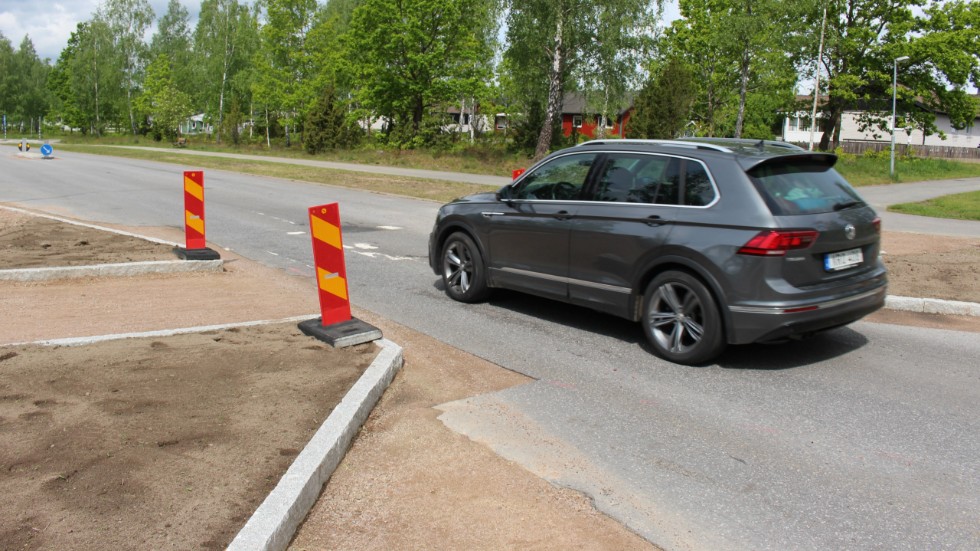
[
  {"left": 872, "top": 217, "right": 881, "bottom": 233},
  {"left": 738, "top": 230, "right": 819, "bottom": 256}
]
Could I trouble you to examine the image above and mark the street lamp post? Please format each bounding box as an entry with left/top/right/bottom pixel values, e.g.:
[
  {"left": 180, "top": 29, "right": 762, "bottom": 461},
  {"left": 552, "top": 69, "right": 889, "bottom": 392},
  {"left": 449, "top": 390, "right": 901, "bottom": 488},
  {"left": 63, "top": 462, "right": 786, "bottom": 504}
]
[{"left": 891, "top": 56, "right": 910, "bottom": 178}]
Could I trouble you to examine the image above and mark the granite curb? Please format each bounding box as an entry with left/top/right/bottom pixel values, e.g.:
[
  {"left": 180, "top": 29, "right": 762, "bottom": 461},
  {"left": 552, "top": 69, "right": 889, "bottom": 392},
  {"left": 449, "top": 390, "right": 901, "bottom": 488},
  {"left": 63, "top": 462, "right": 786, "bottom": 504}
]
[
  {"left": 885, "top": 295, "right": 980, "bottom": 317},
  {"left": 227, "top": 337, "right": 404, "bottom": 551},
  {"left": 0, "top": 259, "right": 224, "bottom": 281}
]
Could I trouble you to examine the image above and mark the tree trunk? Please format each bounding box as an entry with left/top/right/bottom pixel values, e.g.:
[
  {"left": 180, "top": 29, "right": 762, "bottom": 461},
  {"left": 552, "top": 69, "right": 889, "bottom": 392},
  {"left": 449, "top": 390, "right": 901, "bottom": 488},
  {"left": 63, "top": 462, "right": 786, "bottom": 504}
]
[
  {"left": 818, "top": 104, "right": 842, "bottom": 151},
  {"left": 535, "top": 13, "right": 565, "bottom": 159},
  {"left": 735, "top": 43, "right": 750, "bottom": 138}
]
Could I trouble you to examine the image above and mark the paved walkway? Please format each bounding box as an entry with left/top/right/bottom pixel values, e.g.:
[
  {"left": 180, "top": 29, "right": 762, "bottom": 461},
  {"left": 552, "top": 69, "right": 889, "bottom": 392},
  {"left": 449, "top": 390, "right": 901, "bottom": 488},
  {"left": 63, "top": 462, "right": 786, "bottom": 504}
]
[{"left": 859, "top": 177, "right": 980, "bottom": 237}]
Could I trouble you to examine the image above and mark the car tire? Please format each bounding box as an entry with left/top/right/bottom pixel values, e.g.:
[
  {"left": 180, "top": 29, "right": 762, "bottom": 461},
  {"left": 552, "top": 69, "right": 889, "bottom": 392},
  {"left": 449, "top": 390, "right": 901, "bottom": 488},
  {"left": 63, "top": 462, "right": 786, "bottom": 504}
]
[
  {"left": 441, "top": 232, "right": 490, "bottom": 303},
  {"left": 642, "top": 271, "right": 726, "bottom": 365}
]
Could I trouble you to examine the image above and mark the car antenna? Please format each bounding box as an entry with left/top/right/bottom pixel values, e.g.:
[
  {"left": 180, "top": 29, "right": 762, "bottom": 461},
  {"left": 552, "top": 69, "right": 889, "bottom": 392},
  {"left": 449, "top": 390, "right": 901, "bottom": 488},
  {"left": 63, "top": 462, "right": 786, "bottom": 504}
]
[{"left": 756, "top": 139, "right": 765, "bottom": 150}]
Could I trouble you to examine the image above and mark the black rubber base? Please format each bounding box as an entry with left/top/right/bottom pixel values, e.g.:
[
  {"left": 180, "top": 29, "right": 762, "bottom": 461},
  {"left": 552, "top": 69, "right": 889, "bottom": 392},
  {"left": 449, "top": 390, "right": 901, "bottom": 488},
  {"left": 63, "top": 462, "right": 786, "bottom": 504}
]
[
  {"left": 173, "top": 246, "right": 221, "bottom": 261},
  {"left": 298, "top": 317, "right": 383, "bottom": 348}
]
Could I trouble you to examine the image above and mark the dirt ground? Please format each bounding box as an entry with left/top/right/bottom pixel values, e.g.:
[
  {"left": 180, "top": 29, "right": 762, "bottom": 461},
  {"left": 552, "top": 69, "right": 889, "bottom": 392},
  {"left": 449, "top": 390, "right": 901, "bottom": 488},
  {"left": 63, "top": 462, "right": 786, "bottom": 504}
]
[{"left": 1, "top": 206, "right": 977, "bottom": 551}]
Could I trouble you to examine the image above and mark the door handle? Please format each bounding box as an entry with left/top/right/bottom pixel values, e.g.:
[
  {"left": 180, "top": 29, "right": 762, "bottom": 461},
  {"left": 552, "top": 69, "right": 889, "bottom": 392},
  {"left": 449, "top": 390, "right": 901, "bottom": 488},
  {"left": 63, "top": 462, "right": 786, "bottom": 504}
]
[
  {"left": 555, "top": 210, "right": 572, "bottom": 221},
  {"left": 645, "top": 215, "right": 664, "bottom": 226}
]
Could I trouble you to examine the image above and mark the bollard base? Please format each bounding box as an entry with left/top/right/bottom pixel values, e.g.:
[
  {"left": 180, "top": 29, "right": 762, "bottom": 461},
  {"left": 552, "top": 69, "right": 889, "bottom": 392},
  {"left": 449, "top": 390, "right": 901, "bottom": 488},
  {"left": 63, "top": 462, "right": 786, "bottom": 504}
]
[
  {"left": 298, "top": 317, "right": 382, "bottom": 348},
  {"left": 174, "top": 246, "right": 221, "bottom": 261}
]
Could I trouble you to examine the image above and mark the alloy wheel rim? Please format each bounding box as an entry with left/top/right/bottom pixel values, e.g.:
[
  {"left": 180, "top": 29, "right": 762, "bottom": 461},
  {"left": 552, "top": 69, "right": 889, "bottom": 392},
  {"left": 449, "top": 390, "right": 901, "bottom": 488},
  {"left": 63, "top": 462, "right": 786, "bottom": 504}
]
[
  {"left": 648, "top": 282, "right": 705, "bottom": 354},
  {"left": 444, "top": 242, "right": 472, "bottom": 293}
]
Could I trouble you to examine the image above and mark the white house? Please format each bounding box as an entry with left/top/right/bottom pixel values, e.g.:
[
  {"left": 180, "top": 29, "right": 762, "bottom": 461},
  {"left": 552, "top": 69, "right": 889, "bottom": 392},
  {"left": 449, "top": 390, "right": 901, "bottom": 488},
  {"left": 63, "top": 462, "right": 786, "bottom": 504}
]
[{"left": 783, "top": 96, "right": 980, "bottom": 149}]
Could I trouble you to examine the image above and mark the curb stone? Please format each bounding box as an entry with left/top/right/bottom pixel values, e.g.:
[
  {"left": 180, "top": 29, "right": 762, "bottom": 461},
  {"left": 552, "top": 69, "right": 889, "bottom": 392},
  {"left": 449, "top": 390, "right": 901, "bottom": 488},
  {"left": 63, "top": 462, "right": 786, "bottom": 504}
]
[
  {"left": 227, "top": 338, "right": 404, "bottom": 551},
  {"left": 885, "top": 295, "right": 980, "bottom": 317},
  {"left": 0, "top": 259, "right": 223, "bottom": 281}
]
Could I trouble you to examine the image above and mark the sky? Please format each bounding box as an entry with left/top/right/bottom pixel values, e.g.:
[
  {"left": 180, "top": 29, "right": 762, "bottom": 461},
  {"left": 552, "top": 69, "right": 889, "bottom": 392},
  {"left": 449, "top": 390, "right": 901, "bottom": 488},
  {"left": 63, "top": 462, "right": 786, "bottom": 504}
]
[
  {"left": 0, "top": 0, "right": 199, "bottom": 62},
  {"left": 1, "top": 0, "right": 681, "bottom": 64}
]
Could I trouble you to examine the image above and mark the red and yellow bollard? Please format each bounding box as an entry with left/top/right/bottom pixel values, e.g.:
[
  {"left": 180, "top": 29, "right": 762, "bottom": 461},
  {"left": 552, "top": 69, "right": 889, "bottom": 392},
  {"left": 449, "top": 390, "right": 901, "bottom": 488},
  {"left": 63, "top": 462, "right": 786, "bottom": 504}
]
[
  {"left": 298, "top": 202, "right": 381, "bottom": 347},
  {"left": 174, "top": 170, "right": 220, "bottom": 260},
  {"left": 307, "top": 203, "right": 351, "bottom": 325}
]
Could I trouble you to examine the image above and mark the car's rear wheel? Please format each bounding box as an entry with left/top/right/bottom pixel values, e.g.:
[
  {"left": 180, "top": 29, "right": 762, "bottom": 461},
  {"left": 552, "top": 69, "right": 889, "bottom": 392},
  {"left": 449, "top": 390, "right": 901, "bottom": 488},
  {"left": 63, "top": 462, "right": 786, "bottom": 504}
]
[
  {"left": 642, "top": 271, "right": 725, "bottom": 365},
  {"left": 441, "top": 232, "right": 490, "bottom": 303}
]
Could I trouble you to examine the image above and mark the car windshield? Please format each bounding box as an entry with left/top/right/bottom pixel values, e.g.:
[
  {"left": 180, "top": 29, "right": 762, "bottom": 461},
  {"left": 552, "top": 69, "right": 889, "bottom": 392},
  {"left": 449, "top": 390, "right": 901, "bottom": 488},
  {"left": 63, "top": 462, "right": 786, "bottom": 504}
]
[{"left": 748, "top": 160, "right": 864, "bottom": 216}]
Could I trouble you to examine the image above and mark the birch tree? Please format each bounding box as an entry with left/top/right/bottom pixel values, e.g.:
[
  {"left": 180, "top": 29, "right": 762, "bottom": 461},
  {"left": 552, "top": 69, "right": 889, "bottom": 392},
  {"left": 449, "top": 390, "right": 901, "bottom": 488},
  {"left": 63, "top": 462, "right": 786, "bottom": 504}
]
[
  {"left": 194, "top": 0, "right": 258, "bottom": 143},
  {"left": 98, "top": 0, "right": 154, "bottom": 135}
]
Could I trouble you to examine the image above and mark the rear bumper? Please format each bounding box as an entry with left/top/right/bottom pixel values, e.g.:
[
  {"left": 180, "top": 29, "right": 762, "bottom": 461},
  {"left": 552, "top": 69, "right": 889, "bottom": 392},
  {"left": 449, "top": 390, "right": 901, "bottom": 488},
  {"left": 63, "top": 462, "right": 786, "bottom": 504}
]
[{"left": 727, "top": 283, "right": 887, "bottom": 344}]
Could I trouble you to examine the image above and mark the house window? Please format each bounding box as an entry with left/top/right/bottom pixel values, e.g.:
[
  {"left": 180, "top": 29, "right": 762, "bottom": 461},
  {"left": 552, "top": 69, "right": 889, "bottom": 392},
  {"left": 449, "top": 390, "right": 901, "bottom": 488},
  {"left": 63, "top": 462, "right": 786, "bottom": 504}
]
[
  {"left": 788, "top": 116, "right": 811, "bottom": 132},
  {"left": 573, "top": 115, "right": 583, "bottom": 128}
]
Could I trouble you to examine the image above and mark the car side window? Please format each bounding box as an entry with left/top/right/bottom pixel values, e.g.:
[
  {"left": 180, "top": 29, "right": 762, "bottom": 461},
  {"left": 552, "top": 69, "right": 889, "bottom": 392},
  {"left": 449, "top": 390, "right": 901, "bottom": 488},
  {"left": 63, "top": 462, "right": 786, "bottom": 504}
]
[
  {"left": 683, "top": 161, "right": 716, "bottom": 206},
  {"left": 595, "top": 154, "right": 681, "bottom": 205},
  {"left": 511, "top": 153, "right": 597, "bottom": 200}
]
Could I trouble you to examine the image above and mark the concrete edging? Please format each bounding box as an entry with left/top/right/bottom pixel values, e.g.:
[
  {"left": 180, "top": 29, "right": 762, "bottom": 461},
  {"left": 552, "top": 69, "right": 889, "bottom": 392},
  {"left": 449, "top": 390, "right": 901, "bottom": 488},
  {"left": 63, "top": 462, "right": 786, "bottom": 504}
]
[
  {"left": 885, "top": 295, "right": 980, "bottom": 317},
  {"left": 227, "top": 337, "right": 404, "bottom": 551},
  {"left": 0, "top": 259, "right": 223, "bottom": 281}
]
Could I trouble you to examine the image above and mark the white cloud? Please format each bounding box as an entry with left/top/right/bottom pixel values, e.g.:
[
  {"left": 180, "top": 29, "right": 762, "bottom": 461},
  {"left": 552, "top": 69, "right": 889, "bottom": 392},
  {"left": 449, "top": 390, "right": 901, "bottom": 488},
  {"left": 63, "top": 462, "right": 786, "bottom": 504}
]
[{"left": 0, "top": 1, "right": 197, "bottom": 63}]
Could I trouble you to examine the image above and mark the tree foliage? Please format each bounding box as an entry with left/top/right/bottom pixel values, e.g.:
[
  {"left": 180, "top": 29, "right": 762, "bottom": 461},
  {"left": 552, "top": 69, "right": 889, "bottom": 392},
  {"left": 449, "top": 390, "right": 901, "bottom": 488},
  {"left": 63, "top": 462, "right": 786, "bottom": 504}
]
[
  {"left": 630, "top": 57, "right": 695, "bottom": 139},
  {"left": 794, "top": 0, "right": 980, "bottom": 150},
  {"left": 1, "top": 33, "right": 51, "bottom": 135},
  {"left": 98, "top": 0, "right": 155, "bottom": 135},
  {"left": 303, "top": 84, "right": 361, "bottom": 153},
  {"left": 345, "top": 0, "right": 494, "bottom": 147},
  {"left": 659, "top": 0, "right": 798, "bottom": 139},
  {"left": 136, "top": 54, "right": 191, "bottom": 141},
  {"left": 195, "top": 0, "right": 259, "bottom": 142},
  {"left": 504, "top": 0, "right": 663, "bottom": 157}
]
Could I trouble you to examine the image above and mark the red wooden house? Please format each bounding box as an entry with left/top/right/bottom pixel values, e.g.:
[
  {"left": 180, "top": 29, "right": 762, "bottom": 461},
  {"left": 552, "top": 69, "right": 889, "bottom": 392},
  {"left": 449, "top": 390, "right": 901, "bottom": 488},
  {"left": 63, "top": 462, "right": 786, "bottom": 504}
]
[{"left": 560, "top": 93, "right": 633, "bottom": 139}]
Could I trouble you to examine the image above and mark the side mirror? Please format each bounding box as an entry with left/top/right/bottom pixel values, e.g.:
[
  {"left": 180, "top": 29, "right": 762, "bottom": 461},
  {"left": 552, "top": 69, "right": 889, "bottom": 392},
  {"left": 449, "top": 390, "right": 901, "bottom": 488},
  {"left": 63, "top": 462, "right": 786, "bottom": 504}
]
[{"left": 497, "top": 185, "right": 512, "bottom": 201}]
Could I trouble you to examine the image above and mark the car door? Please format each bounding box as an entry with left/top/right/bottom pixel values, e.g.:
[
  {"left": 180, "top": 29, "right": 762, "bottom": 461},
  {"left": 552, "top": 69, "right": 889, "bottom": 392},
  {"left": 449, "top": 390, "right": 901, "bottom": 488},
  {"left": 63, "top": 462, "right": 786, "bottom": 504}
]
[
  {"left": 567, "top": 153, "right": 680, "bottom": 316},
  {"left": 487, "top": 151, "right": 598, "bottom": 300}
]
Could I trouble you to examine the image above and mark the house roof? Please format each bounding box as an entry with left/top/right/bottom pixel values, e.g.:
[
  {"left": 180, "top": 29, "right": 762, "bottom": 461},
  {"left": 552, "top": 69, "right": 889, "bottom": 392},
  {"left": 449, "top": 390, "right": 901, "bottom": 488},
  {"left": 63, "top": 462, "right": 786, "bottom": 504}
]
[{"left": 561, "top": 92, "right": 633, "bottom": 116}]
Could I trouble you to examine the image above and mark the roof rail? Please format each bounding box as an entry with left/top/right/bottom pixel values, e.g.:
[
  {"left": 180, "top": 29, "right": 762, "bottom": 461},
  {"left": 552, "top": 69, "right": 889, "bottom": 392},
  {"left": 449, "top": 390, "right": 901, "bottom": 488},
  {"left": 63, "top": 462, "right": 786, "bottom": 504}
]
[
  {"left": 684, "top": 137, "right": 805, "bottom": 152},
  {"left": 577, "top": 139, "right": 733, "bottom": 153}
]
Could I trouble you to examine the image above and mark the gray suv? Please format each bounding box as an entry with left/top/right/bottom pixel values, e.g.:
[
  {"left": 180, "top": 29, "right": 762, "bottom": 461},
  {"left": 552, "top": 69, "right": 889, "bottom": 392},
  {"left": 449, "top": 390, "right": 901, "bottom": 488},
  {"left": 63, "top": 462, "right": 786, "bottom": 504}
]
[{"left": 428, "top": 139, "right": 887, "bottom": 365}]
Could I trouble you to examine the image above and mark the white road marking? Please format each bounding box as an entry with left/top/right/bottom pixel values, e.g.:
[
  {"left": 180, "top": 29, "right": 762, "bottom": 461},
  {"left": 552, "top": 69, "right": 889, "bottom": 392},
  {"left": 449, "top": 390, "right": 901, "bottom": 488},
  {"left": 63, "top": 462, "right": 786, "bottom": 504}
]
[
  {"left": 377, "top": 225, "right": 402, "bottom": 230},
  {"left": 287, "top": 231, "right": 306, "bottom": 235}
]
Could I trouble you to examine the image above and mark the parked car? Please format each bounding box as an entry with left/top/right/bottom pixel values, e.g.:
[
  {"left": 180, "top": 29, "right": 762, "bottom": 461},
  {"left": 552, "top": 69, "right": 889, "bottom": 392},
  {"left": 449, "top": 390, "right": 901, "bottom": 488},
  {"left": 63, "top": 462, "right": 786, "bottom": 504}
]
[{"left": 428, "top": 138, "right": 887, "bottom": 365}]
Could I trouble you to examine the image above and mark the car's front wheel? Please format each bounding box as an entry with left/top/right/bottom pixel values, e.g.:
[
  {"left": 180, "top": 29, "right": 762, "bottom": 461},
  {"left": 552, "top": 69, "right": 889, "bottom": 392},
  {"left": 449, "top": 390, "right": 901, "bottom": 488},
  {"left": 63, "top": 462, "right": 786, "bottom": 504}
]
[
  {"left": 441, "top": 232, "right": 490, "bottom": 303},
  {"left": 642, "top": 271, "right": 726, "bottom": 365}
]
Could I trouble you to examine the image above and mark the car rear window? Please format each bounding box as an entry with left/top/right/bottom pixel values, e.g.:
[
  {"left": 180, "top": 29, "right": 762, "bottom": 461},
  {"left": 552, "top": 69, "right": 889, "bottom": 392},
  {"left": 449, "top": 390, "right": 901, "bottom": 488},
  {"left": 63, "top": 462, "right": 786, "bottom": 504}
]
[{"left": 748, "top": 160, "right": 865, "bottom": 216}]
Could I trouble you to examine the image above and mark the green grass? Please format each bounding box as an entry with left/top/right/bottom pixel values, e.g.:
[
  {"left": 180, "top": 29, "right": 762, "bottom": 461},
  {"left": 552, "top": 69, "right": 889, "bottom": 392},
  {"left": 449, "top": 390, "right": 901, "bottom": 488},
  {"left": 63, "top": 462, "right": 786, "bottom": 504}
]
[
  {"left": 833, "top": 154, "right": 980, "bottom": 186},
  {"left": 54, "top": 143, "right": 499, "bottom": 204},
  {"left": 53, "top": 134, "right": 532, "bottom": 178},
  {"left": 889, "top": 190, "right": 980, "bottom": 221}
]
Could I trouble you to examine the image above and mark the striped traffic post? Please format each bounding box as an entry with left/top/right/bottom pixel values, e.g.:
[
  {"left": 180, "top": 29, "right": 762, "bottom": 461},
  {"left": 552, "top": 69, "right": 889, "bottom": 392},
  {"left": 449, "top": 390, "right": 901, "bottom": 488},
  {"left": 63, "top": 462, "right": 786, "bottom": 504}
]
[
  {"left": 174, "top": 171, "right": 220, "bottom": 260},
  {"left": 298, "top": 203, "right": 381, "bottom": 347},
  {"left": 308, "top": 203, "right": 351, "bottom": 325}
]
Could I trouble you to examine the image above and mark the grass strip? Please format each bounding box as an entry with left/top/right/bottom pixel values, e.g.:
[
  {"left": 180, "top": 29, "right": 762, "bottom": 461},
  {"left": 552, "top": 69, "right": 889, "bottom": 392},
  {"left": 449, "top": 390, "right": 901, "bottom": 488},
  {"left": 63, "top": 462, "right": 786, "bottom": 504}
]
[
  {"left": 889, "top": 190, "right": 980, "bottom": 221},
  {"left": 55, "top": 144, "right": 499, "bottom": 204}
]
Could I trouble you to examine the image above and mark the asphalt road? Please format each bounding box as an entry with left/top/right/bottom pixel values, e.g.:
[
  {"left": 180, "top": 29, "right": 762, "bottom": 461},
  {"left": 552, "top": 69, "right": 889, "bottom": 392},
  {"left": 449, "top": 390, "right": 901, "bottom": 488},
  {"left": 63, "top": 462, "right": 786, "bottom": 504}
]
[{"left": 3, "top": 149, "right": 978, "bottom": 551}]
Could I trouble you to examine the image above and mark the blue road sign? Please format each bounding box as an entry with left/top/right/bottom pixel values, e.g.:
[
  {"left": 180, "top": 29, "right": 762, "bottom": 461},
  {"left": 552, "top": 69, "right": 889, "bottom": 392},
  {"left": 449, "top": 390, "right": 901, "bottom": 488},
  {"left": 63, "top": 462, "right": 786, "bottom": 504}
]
[{"left": 40, "top": 144, "right": 53, "bottom": 156}]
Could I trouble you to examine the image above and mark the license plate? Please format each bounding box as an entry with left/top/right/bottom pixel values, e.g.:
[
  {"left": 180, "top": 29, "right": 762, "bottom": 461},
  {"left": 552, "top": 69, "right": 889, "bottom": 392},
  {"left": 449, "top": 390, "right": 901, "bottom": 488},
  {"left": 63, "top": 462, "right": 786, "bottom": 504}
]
[{"left": 824, "top": 248, "right": 863, "bottom": 271}]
